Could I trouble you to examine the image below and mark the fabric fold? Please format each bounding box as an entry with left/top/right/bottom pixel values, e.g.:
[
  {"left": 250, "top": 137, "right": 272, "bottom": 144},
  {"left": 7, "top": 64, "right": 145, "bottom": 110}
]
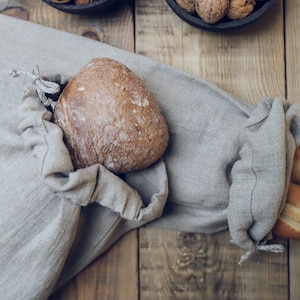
[
  {"left": 0, "top": 78, "right": 168, "bottom": 300},
  {"left": 18, "top": 86, "right": 168, "bottom": 223},
  {"left": 228, "top": 98, "right": 300, "bottom": 251}
]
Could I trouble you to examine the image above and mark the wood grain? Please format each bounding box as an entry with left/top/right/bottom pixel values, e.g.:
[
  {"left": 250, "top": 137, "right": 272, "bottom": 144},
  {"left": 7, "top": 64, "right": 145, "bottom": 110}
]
[
  {"left": 285, "top": 0, "right": 300, "bottom": 104},
  {"left": 0, "top": 0, "right": 134, "bottom": 50},
  {"left": 139, "top": 229, "right": 234, "bottom": 300},
  {"left": 289, "top": 240, "right": 300, "bottom": 300},
  {"left": 50, "top": 231, "right": 139, "bottom": 300},
  {"left": 139, "top": 229, "right": 287, "bottom": 300},
  {"left": 136, "top": 0, "right": 285, "bottom": 104},
  {"left": 135, "top": 0, "right": 288, "bottom": 299},
  {"left": 285, "top": 0, "right": 300, "bottom": 299}
]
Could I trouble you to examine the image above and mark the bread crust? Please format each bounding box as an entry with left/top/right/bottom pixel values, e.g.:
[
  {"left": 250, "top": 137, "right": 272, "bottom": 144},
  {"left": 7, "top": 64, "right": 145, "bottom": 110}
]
[
  {"left": 272, "top": 217, "right": 300, "bottom": 240},
  {"left": 291, "top": 147, "right": 300, "bottom": 183},
  {"left": 273, "top": 183, "right": 300, "bottom": 239},
  {"left": 53, "top": 57, "right": 169, "bottom": 174}
]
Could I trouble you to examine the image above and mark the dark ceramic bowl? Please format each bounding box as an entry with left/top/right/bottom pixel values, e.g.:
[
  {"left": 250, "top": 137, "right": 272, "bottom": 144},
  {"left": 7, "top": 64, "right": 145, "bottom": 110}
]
[
  {"left": 42, "top": 0, "right": 120, "bottom": 14},
  {"left": 166, "top": 0, "right": 276, "bottom": 32}
]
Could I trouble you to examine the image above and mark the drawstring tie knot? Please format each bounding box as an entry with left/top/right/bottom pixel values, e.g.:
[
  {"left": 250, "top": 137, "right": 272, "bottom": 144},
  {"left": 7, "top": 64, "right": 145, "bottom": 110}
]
[{"left": 6, "top": 66, "right": 60, "bottom": 110}]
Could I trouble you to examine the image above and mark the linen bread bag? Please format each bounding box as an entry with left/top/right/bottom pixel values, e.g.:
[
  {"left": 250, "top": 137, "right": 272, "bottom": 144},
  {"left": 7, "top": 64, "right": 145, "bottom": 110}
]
[
  {"left": 1, "top": 14, "right": 300, "bottom": 300},
  {"left": 0, "top": 69, "right": 169, "bottom": 299}
]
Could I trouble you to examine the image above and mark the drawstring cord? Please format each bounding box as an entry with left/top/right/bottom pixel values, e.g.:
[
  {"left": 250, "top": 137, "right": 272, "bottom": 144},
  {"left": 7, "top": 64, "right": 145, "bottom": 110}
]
[
  {"left": 6, "top": 66, "right": 60, "bottom": 111},
  {"left": 238, "top": 243, "right": 285, "bottom": 266}
]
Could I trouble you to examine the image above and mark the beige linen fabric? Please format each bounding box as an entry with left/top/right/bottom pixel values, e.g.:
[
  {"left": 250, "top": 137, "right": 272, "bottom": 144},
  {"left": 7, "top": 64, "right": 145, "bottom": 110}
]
[
  {"left": 1, "top": 81, "right": 168, "bottom": 300},
  {"left": 1, "top": 14, "right": 300, "bottom": 299}
]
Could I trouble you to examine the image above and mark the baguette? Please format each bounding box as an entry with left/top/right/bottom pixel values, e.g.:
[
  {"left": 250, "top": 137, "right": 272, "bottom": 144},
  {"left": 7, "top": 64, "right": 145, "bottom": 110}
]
[
  {"left": 273, "top": 183, "right": 300, "bottom": 239},
  {"left": 291, "top": 147, "right": 300, "bottom": 183}
]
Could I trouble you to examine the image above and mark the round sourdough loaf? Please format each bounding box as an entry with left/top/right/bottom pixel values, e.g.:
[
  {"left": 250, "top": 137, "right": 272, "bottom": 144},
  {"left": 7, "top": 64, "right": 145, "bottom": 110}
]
[
  {"left": 53, "top": 57, "right": 169, "bottom": 174},
  {"left": 273, "top": 183, "right": 300, "bottom": 239}
]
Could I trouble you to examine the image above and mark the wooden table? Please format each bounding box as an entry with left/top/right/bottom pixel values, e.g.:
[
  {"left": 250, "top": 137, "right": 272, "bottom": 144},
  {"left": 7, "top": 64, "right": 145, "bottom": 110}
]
[{"left": 1, "top": 0, "right": 299, "bottom": 299}]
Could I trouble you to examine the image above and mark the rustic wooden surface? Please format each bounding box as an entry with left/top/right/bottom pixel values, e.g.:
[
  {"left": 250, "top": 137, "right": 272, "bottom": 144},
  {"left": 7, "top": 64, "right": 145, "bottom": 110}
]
[
  {"left": 1, "top": 0, "right": 299, "bottom": 299},
  {"left": 285, "top": 1, "right": 300, "bottom": 300}
]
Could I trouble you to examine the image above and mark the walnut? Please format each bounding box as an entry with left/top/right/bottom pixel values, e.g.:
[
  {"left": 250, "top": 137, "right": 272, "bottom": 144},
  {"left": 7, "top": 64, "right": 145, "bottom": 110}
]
[
  {"left": 195, "top": 0, "right": 229, "bottom": 24},
  {"left": 75, "top": 0, "right": 94, "bottom": 4},
  {"left": 227, "top": 0, "right": 256, "bottom": 20},
  {"left": 176, "top": 0, "right": 196, "bottom": 14},
  {"left": 50, "top": 0, "right": 71, "bottom": 3}
]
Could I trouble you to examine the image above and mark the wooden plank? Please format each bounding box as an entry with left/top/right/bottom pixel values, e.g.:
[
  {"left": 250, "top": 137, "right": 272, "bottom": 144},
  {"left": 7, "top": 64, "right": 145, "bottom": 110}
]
[
  {"left": 289, "top": 240, "right": 300, "bottom": 300},
  {"left": 50, "top": 231, "right": 139, "bottom": 300},
  {"left": 0, "top": 1, "right": 138, "bottom": 299},
  {"left": 285, "top": 0, "right": 300, "bottom": 104},
  {"left": 139, "top": 229, "right": 287, "bottom": 300},
  {"left": 135, "top": 0, "right": 285, "bottom": 104},
  {"left": 284, "top": 0, "right": 300, "bottom": 299},
  {"left": 135, "top": 0, "right": 288, "bottom": 299},
  {"left": 1, "top": 0, "right": 134, "bottom": 50}
]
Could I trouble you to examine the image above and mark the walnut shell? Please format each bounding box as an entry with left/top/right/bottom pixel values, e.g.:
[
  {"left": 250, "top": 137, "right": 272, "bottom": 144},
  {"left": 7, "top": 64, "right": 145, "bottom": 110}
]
[
  {"left": 50, "top": 0, "right": 71, "bottom": 3},
  {"left": 75, "top": 0, "right": 94, "bottom": 4},
  {"left": 176, "top": 0, "right": 196, "bottom": 14},
  {"left": 227, "top": 0, "right": 256, "bottom": 20},
  {"left": 53, "top": 58, "right": 169, "bottom": 174},
  {"left": 195, "top": 0, "right": 229, "bottom": 24}
]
